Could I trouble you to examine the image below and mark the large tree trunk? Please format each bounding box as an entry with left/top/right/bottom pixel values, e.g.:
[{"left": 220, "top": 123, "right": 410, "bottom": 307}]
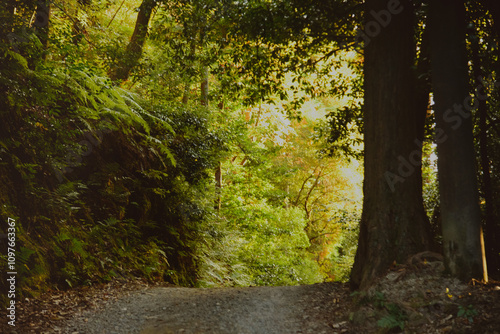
[
  {"left": 31, "top": 0, "right": 50, "bottom": 65},
  {"left": 428, "top": 0, "right": 483, "bottom": 281},
  {"left": 109, "top": 0, "right": 157, "bottom": 82},
  {"left": 350, "top": 0, "right": 432, "bottom": 290},
  {"left": 479, "top": 0, "right": 500, "bottom": 279},
  {"left": 471, "top": 26, "right": 494, "bottom": 281}
]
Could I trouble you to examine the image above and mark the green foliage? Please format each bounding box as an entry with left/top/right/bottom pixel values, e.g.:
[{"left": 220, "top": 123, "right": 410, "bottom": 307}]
[
  {"left": 197, "top": 147, "right": 325, "bottom": 287},
  {"left": 352, "top": 291, "right": 408, "bottom": 331},
  {"left": 421, "top": 141, "right": 442, "bottom": 245},
  {"left": 0, "top": 48, "right": 226, "bottom": 300},
  {"left": 328, "top": 209, "right": 360, "bottom": 282},
  {"left": 377, "top": 304, "right": 407, "bottom": 332},
  {"left": 231, "top": 202, "right": 321, "bottom": 286},
  {"left": 0, "top": 0, "right": 365, "bottom": 302},
  {"left": 457, "top": 304, "right": 478, "bottom": 323},
  {"left": 195, "top": 101, "right": 361, "bottom": 287}
]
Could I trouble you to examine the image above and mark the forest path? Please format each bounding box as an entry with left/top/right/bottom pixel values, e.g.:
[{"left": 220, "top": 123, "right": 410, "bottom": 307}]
[
  {"left": 10, "top": 269, "right": 500, "bottom": 334},
  {"left": 60, "top": 282, "right": 350, "bottom": 334}
]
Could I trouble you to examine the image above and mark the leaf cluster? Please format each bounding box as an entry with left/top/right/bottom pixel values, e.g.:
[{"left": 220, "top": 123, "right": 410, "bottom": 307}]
[{"left": 0, "top": 56, "right": 226, "bottom": 300}]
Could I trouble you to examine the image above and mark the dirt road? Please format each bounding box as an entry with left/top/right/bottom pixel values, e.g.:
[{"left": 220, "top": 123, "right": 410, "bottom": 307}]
[
  {"left": 8, "top": 266, "right": 500, "bottom": 334},
  {"left": 60, "top": 283, "right": 349, "bottom": 334}
]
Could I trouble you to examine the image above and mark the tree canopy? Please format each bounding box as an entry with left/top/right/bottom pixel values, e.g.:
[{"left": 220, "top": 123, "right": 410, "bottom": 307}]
[{"left": 0, "top": 0, "right": 500, "bottom": 308}]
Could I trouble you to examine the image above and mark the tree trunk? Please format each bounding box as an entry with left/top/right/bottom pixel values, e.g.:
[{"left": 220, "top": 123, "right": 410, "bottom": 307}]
[
  {"left": 479, "top": 0, "right": 500, "bottom": 279},
  {"left": 32, "top": 0, "right": 51, "bottom": 63},
  {"left": 428, "top": 0, "right": 483, "bottom": 281},
  {"left": 350, "top": 0, "right": 432, "bottom": 290},
  {"left": 109, "top": 0, "right": 157, "bottom": 82},
  {"left": 201, "top": 67, "right": 209, "bottom": 106},
  {"left": 215, "top": 161, "right": 222, "bottom": 211},
  {"left": 471, "top": 28, "right": 493, "bottom": 282},
  {"left": 182, "top": 84, "right": 190, "bottom": 104}
]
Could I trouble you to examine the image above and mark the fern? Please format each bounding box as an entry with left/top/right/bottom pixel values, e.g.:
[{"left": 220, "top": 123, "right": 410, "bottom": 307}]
[
  {"left": 17, "top": 246, "right": 36, "bottom": 269},
  {"left": 140, "top": 109, "right": 175, "bottom": 134},
  {"left": 99, "top": 107, "right": 148, "bottom": 134},
  {"left": 158, "top": 143, "right": 176, "bottom": 167},
  {"left": 141, "top": 169, "right": 169, "bottom": 181},
  {"left": 5, "top": 50, "right": 29, "bottom": 69},
  {"left": 72, "top": 70, "right": 101, "bottom": 93},
  {"left": 118, "top": 88, "right": 144, "bottom": 112},
  {"left": 145, "top": 136, "right": 176, "bottom": 167},
  {"left": 59, "top": 69, "right": 175, "bottom": 143}
]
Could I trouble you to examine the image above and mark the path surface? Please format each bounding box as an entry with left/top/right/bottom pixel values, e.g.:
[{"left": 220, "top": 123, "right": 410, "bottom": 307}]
[
  {"left": 9, "top": 267, "right": 500, "bottom": 333},
  {"left": 60, "top": 283, "right": 350, "bottom": 334}
]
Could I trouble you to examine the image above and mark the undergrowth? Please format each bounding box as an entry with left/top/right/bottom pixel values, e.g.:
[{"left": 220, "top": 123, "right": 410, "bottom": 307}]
[{"left": 0, "top": 60, "right": 221, "bottom": 304}]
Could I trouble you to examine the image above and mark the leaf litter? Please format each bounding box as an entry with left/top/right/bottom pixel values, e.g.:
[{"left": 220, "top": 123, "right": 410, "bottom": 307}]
[{"left": 2, "top": 255, "right": 500, "bottom": 334}]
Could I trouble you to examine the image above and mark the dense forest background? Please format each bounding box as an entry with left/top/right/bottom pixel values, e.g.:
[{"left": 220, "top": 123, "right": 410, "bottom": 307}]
[
  {"left": 0, "top": 0, "right": 499, "bottom": 304},
  {"left": 0, "top": 0, "right": 365, "bottom": 300}
]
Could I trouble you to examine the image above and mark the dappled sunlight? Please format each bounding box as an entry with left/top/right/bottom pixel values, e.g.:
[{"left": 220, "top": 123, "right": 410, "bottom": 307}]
[{"left": 3, "top": 0, "right": 500, "bottom": 332}]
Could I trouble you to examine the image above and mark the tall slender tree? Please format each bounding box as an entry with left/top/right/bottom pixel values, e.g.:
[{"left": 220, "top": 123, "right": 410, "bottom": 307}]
[
  {"left": 109, "top": 0, "right": 158, "bottom": 82},
  {"left": 32, "top": 0, "right": 50, "bottom": 49},
  {"left": 30, "top": 0, "right": 51, "bottom": 65},
  {"left": 428, "top": 0, "right": 483, "bottom": 281},
  {"left": 478, "top": 0, "right": 500, "bottom": 278},
  {"left": 350, "top": 0, "right": 432, "bottom": 290},
  {"left": 470, "top": 20, "right": 493, "bottom": 281}
]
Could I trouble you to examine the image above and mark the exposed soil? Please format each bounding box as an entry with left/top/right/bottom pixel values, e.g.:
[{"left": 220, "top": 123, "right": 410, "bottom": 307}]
[
  {"left": 349, "top": 255, "right": 500, "bottom": 334},
  {"left": 2, "top": 256, "right": 500, "bottom": 334},
  {"left": 2, "top": 280, "right": 351, "bottom": 334}
]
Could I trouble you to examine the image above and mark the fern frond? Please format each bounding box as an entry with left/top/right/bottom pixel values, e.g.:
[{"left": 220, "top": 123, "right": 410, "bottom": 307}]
[
  {"left": 5, "top": 50, "right": 28, "bottom": 69},
  {"left": 117, "top": 88, "right": 144, "bottom": 111},
  {"left": 158, "top": 143, "right": 176, "bottom": 167},
  {"left": 73, "top": 70, "right": 101, "bottom": 93},
  {"left": 147, "top": 146, "right": 166, "bottom": 168},
  {"left": 142, "top": 134, "right": 176, "bottom": 167},
  {"left": 140, "top": 110, "right": 175, "bottom": 134}
]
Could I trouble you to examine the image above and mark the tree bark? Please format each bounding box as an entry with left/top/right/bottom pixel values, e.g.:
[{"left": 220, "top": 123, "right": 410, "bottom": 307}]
[
  {"left": 428, "top": 0, "right": 483, "bottom": 281},
  {"left": 201, "top": 67, "right": 209, "bottom": 106},
  {"left": 109, "top": 0, "right": 157, "bottom": 82},
  {"left": 215, "top": 161, "right": 222, "bottom": 211},
  {"left": 182, "top": 84, "right": 190, "bottom": 104},
  {"left": 479, "top": 0, "right": 500, "bottom": 279},
  {"left": 350, "top": 0, "right": 432, "bottom": 290},
  {"left": 471, "top": 27, "right": 493, "bottom": 282},
  {"left": 32, "top": 0, "right": 51, "bottom": 58}
]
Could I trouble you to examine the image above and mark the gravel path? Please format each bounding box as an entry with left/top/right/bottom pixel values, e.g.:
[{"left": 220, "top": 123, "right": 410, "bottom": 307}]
[
  {"left": 8, "top": 265, "right": 500, "bottom": 334},
  {"left": 60, "top": 283, "right": 350, "bottom": 334}
]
